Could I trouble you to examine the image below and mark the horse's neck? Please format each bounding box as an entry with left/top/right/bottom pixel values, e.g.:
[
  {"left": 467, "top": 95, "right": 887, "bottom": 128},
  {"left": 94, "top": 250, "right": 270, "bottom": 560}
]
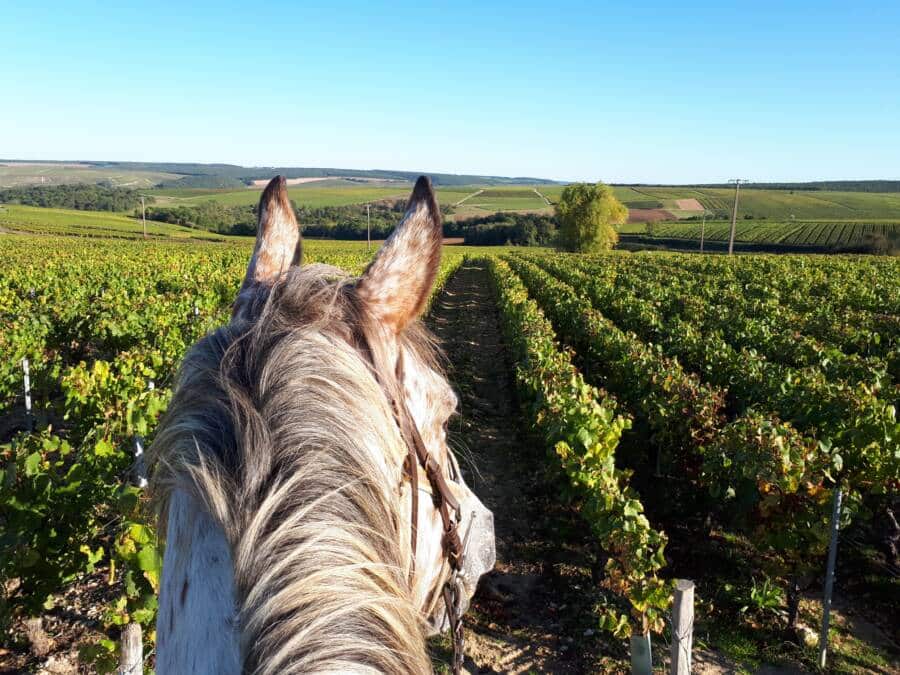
[{"left": 156, "top": 489, "right": 241, "bottom": 675}]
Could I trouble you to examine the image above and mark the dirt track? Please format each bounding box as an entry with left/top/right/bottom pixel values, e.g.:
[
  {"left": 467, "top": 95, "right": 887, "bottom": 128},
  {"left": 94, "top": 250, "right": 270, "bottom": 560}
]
[{"left": 428, "top": 261, "right": 622, "bottom": 674}]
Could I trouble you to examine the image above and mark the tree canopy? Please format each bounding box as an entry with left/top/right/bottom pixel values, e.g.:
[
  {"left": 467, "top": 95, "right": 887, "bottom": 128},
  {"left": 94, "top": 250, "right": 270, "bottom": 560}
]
[
  {"left": 0, "top": 184, "right": 148, "bottom": 212},
  {"left": 555, "top": 182, "right": 627, "bottom": 252}
]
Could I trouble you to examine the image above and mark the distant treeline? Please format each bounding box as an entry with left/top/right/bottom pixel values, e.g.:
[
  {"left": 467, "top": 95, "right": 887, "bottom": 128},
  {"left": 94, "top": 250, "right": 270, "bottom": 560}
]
[
  {"left": 299, "top": 202, "right": 409, "bottom": 239},
  {"left": 142, "top": 199, "right": 556, "bottom": 245},
  {"left": 445, "top": 213, "right": 557, "bottom": 246},
  {"left": 143, "top": 201, "right": 415, "bottom": 238},
  {"left": 835, "top": 229, "right": 900, "bottom": 255},
  {"left": 0, "top": 184, "right": 149, "bottom": 211},
  {"left": 142, "top": 201, "right": 256, "bottom": 234}
]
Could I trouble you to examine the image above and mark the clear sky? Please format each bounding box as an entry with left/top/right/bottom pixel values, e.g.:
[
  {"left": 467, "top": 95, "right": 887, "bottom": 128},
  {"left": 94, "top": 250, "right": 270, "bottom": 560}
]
[{"left": 2, "top": 1, "right": 898, "bottom": 183}]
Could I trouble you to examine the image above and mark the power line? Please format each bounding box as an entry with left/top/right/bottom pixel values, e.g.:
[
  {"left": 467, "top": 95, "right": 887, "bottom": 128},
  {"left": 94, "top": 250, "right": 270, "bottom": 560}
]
[
  {"left": 700, "top": 209, "right": 708, "bottom": 253},
  {"left": 140, "top": 195, "right": 147, "bottom": 239}
]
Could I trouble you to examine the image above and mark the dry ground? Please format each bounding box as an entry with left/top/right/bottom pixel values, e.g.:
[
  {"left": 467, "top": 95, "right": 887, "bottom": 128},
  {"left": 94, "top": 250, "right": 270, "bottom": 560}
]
[
  {"left": 427, "top": 261, "right": 631, "bottom": 674},
  {"left": 627, "top": 207, "right": 673, "bottom": 223}
]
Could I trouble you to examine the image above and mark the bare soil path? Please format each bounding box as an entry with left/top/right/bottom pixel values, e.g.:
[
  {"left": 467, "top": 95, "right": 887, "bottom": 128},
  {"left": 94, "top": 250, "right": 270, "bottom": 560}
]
[
  {"left": 532, "top": 188, "right": 552, "bottom": 206},
  {"left": 453, "top": 189, "right": 485, "bottom": 207},
  {"left": 428, "top": 261, "right": 621, "bottom": 674}
]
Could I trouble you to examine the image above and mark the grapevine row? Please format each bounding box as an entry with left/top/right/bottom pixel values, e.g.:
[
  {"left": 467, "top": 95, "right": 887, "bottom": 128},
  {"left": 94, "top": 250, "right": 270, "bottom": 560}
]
[
  {"left": 536, "top": 254, "right": 900, "bottom": 489},
  {"left": 578, "top": 255, "right": 893, "bottom": 386},
  {"left": 505, "top": 255, "right": 839, "bottom": 584},
  {"left": 0, "top": 237, "right": 460, "bottom": 658},
  {"left": 485, "top": 256, "right": 670, "bottom": 636}
]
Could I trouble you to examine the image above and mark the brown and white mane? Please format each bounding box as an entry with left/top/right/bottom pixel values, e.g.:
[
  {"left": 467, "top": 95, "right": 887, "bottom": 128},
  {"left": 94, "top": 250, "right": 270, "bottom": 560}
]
[{"left": 148, "top": 176, "right": 494, "bottom": 674}]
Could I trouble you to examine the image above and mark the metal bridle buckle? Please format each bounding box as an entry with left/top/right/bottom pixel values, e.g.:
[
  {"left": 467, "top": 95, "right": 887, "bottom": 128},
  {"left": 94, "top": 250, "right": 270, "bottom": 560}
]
[{"left": 444, "top": 511, "right": 476, "bottom": 674}]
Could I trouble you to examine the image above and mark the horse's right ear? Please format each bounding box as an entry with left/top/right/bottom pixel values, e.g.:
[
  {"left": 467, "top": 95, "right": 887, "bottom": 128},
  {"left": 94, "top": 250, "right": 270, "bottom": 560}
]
[
  {"left": 356, "top": 176, "right": 443, "bottom": 334},
  {"left": 238, "top": 176, "right": 302, "bottom": 298}
]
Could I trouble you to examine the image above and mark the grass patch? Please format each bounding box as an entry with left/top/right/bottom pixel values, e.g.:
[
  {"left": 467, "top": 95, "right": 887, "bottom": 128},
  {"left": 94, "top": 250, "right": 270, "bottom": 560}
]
[{"left": 0, "top": 204, "right": 227, "bottom": 240}]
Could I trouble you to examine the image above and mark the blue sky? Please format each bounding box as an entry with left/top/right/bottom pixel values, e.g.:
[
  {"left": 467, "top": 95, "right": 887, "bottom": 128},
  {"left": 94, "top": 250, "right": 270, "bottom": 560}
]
[{"left": 2, "top": 1, "right": 898, "bottom": 183}]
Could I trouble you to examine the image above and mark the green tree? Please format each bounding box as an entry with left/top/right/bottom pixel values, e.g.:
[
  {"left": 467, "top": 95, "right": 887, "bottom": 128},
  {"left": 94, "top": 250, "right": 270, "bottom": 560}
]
[{"left": 555, "top": 182, "right": 627, "bottom": 252}]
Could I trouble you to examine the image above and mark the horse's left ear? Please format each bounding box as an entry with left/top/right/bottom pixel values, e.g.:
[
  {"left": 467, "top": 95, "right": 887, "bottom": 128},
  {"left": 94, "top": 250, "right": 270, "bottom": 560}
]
[
  {"left": 356, "top": 176, "right": 443, "bottom": 334},
  {"left": 239, "top": 175, "right": 302, "bottom": 296}
]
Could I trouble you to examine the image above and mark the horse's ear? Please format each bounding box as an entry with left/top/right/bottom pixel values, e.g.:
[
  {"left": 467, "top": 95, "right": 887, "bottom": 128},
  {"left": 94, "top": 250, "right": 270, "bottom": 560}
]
[
  {"left": 356, "top": 176, "right": 442, "bottom": 334},
  {"left": 239, "top": 176, "right": 302, "bottom": 294}
]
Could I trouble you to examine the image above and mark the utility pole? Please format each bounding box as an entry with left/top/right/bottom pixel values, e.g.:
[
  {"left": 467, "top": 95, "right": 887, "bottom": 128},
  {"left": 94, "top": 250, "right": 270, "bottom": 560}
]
[
  {"left": 727, "top": 179, "right": 747, "bottom": 255},
  {"left": 140, "top": 196, "right": 147, "bottom": 239},
  {"left": 366, "top": 203, "right": 371, "bottom": 252},
  {"left": 700, "top": 210, "right": 707, "bottom": 253}
]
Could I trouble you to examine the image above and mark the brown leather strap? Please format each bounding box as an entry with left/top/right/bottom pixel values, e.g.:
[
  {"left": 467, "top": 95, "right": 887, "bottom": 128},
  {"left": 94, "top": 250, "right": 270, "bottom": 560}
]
[
  {"left": 356, "top": 325, "right": 467, "bottom": 673},
  {"left": 393, "top": 350, "right": 464, "bottom": 571}
]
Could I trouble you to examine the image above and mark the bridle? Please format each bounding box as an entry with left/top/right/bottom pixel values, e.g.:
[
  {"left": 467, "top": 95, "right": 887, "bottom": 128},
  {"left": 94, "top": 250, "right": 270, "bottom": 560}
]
[
  {"left": 390, "top": 348, "right": 470, "bottom": 675},
  {"left": 361, "top": 329, "right": 470, "bottom": 674}
]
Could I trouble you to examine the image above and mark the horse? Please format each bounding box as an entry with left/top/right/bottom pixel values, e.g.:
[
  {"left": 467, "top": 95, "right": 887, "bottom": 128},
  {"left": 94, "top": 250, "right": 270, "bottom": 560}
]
[{"left": 147, "top": 175, "right": 496, "bottom": 674}]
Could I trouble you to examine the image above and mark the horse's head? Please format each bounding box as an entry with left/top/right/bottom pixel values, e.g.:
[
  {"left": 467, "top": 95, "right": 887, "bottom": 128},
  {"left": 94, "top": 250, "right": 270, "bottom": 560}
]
[{"left": 230, "top": 175, "right": 495, "bottom": 638}]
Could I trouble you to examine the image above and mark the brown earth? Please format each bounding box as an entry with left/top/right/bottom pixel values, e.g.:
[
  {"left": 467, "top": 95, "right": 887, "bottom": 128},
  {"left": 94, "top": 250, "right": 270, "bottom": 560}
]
[
  {"left": 427, "top": 261, "right": 631, "bottom": 674},
  {"left": 0, "top": 568, "right": 123, "bottom": 674},
  {"left": 627, "top": 208, "right": 673, "bottom": 223},
  {"left": 674, "top": 198, "right": 704, "bottom": 211}
]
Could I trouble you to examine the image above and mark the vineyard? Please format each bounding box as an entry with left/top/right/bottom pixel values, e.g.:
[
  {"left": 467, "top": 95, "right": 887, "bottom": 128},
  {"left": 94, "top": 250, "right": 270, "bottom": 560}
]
[
  {"left": 1, "top": 234, "right": 898, "bottom": 672},
  {"left": 620, "top": 220, "right": 900, "bottom": 249},
  {"left": 0, "top": 205, "right": 229, "bottom": 241},
  {"left": 482, "top": 251, "right": 899, "bottom": 670}
]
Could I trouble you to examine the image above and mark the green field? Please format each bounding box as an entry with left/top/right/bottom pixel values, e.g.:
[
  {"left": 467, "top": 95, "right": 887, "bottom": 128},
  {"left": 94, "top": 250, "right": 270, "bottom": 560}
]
[
  {"left": 5, "top": 178, "right": 900, "bottom": 246},
  {"left": 621, "top": 187, "right": 900, "bottom": 220},
  {"left": 149, "top": 183, "right": 409, "bottom": 208},
  {"left": 4, "top": 160, "right": 900, "bottom": 222},
  {"left": 434, "top": 187, "right": 482, "bottom": 206},
  {"left": 543, "top": 185, "right": 900, "bottom": 220},
  {"left": 149, "top": 183, "right": 558, "bottom": 216},
  {"left": 619, "top": 219, "right": 900, "bottom": 248},
  {"left": 149, "top": 183, "right": 551, "bottom": 214},
  {"left": 0, "top": 204, "right": 229, "bottom": 240},
  {"left": 449, "top": 187, "right": 552, "bottom": 218},
  {"left": 0, "top": 164, "right": 179, "bottom": 189}
]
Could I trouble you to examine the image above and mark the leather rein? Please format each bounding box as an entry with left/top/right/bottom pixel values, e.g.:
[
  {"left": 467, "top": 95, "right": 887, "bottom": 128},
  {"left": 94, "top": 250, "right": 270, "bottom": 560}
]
[{"left": 364, "top": 332, "right": 468, "bottom": 674}]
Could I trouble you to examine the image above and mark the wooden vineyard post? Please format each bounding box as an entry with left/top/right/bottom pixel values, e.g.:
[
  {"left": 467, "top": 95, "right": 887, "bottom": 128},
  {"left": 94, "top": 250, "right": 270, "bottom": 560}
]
[
  {"left": 670, "top": 579, "right": 694, "bottom": 675},
  {"left": 819, "top": 486, "right": 843, "bottom": 668},
  {"left": 630, "top": 632, "right": 652, "bottom": 675},
  {"left": 119, "top": 622, "right": 142, "bottom": 675},
  {"left": 22, "top": 358, "right": 33, "bottom": 431}
]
